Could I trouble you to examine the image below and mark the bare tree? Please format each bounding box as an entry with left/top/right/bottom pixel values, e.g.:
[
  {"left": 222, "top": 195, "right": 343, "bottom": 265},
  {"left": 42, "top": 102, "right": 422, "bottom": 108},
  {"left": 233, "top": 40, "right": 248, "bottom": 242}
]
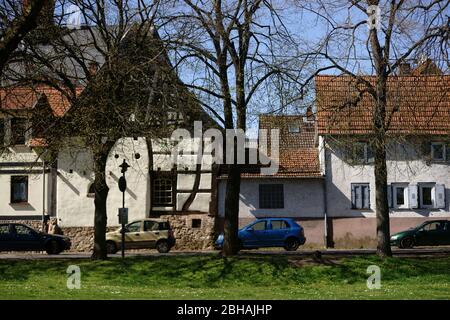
[
  {"left": 2, "top": 0, "right": 207, "bottom": 259},
  {"left": 160, "top": 0, "right": 303, "bottom": 256},
  {"left": 298, "top": 0, "right": 449, "bottom": 257},
  {"left": 0, "top": 0, "right": 52, "bottom": 75}
]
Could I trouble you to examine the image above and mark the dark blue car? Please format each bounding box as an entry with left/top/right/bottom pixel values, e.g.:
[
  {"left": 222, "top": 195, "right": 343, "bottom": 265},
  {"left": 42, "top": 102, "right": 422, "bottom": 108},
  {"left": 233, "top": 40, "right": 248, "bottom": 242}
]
[
  {"left": 0, "top": 223, "right": 71, "bottom": 255},
  {"left": 215, "top": 218, "right": 306, "bottom": 251}
]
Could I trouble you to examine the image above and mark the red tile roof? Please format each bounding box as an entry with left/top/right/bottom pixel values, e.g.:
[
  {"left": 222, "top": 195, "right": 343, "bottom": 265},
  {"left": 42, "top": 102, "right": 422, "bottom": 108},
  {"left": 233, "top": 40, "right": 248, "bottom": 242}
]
[
  {"left": 316, "top": 74, "right": 450, "bottom": 135},
  {"left": 235, "top": 115, "right": 322, "bottom": 179},
  {"left": 0, "top": 86, "right": 82, "bottom": 117}
]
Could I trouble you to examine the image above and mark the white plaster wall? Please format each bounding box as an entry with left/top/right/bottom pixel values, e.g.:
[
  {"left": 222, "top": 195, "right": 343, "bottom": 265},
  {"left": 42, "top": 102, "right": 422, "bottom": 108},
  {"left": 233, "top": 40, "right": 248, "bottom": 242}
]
[
  {"left": 57, "top": 136, "right": 213, "bottom": 227},
  {"left": 176, "top": 192, "right": 211, "bottom": 212},
  {"left": 325, "top": 139, "right": 450, "bottom": 218},
  {"left": 105, "top": 137, "right": 150, "bottom": 226},
  {"left": 0, "top": 147, "right": 51, "bottom": 217},
  {"left": 57, "top": 138, "right": 150, "bottom": 227},
  {"left": 0, "top": 172, "right": 50, "bottom": 216},
  {"left": 218, "top": 178, "right": 325, "bottom": 218},
  {"left": 56, "top": 148, "right": 95, "bottom": 227}
]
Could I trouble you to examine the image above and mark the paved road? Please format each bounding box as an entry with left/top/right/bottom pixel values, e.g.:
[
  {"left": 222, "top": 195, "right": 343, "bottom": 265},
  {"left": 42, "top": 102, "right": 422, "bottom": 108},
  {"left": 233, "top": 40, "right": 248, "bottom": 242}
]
[{"left": 1, "top": 247, "right": 450, "bottom": 260}]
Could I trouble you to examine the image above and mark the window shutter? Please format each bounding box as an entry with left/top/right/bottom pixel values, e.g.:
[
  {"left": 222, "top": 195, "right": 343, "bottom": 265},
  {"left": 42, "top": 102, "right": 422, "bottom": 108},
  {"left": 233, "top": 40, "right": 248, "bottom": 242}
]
[
  {"left": 351, "top": 185, "right": 356, "bottom": 209},
  {"left": 434, "top": 184, "right": 446, "bottom": 209},
  {"left": 366, "top": 145, "right": 375, "bottom": 164},
  {"left": 408, "top": 184, "right": 418, "bottom": 209},
  {"left": 387, "top": 184, "right": 392, "bottom": 208},
  {"left": 363, "top": 185, "right": 370, "bottom": 209}
]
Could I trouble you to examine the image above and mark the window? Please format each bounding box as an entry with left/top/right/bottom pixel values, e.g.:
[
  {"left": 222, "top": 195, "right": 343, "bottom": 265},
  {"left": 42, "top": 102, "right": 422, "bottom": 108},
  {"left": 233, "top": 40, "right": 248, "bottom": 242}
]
[
  {"left": 0, "top": 224, "right": 10, "bottom": 235},
  {"left": 392, "top": 184, "right": 409, "bottom": 209},
  {"left": 431, "top": 142, "right": 446, "bottom": 161},
  {"left": 0, "top": 120, "right": 4, "bottom": 145},
  {"left": 259, "top": 184, "right": 284, "bottom": 209},
  {"left": 10, "top": 118, "right": 27, "bottom": 145},
  {"left": 271, "top": 220, "right": 289, "bottom": 230},
  {"left": 288, "top": 123, "right": 300, "bottom": 133},
  {"left": 144, "top": 220, "right": 159, "bottom": 231},
  {"left": 126, "top": 221, "right": 141, "bottom": 233},
  {"left": 10, "top": 176, "right": 28, "bottom": 203},
  {"left": 158, "top": 222, "right": 171, "bottom": 231},
  {"left": 14, "top": 224, "right": 34, "bottom": 235},
  {"left": 191, "top": 219, "right": 202, "bottom": 228},
  {"left": 419, "top": 184, "right": 434, "bottom": 208},
  {"left": 422, "top": 221, "right": 445, "bottom": 232},
  {"left": 152, "top": 176, "right": 173, "bottom": 206},
  {"left": 351, "top": 183, "right": 370, "bottom": 209},
  {"left": 345, "top": 142, "right": 374, "bottom": 164},
  {"left": 251, "top": 221, "right": 267, "bottom": 231}
]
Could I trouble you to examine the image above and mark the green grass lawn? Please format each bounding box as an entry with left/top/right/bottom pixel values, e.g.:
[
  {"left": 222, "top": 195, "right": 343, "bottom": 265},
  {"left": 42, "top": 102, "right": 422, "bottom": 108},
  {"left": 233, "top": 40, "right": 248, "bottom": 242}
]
[{"left": 0, "top": 254, "right": 449, "bottom": 299}]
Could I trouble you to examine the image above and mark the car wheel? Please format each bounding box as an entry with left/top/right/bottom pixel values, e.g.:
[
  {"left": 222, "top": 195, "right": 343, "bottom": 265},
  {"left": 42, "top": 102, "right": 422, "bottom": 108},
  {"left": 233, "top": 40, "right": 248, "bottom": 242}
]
[
  {"left": 284, "top": 237, "right": 300, "bottom": 251},
  {"left": 46, "top": 240, "right": 61, "bottom": 255},
  {"left": 399, "top": 237, "right": 414, "bottom": 249},
  {"left": 156, "top": 240, "right": 170, "bottom": 253},
  {"left": 106, "top": 241, "right": 118, "bottom": 254}
]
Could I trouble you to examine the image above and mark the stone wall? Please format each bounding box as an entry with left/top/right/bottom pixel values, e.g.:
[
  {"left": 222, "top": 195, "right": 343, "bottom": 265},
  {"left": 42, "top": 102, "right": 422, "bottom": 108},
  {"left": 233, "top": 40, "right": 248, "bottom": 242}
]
[
  {"left": 1, "top": 214, "right": 216, "bottom": 252},
  {"left": 161, "top": 214, "right": 216, "bottom": 250}
]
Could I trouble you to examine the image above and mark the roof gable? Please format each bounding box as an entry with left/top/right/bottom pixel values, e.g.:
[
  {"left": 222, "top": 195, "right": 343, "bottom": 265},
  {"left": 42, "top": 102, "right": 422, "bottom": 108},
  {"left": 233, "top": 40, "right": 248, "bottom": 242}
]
[{"left": 316, "top": 75, "right": 450, "bottom": 135}]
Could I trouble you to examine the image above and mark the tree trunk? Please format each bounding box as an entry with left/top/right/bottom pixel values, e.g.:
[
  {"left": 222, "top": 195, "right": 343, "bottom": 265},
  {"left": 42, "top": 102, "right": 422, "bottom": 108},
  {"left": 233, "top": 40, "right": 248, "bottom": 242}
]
[
  {"left": 91, "top": 149, "right": 110, "bottom": 260},
  {"left": 223, "top": 164, "right": 241, "bottom": 256},
  {"left": 374, "top": 139, "right": 392, "bottom": 258}
]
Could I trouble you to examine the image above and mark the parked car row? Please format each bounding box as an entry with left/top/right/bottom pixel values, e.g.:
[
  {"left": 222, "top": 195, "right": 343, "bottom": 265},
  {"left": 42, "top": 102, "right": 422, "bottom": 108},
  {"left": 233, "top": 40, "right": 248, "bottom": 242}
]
[{"left": 1, "top": 218, "right": 450, "bottom": 254}]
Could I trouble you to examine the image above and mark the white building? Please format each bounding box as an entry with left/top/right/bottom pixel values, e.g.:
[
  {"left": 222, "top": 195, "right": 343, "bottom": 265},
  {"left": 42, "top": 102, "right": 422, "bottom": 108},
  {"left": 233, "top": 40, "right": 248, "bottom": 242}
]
[{"left": 218, "top": 61, "right": 450, "bottom": 248}]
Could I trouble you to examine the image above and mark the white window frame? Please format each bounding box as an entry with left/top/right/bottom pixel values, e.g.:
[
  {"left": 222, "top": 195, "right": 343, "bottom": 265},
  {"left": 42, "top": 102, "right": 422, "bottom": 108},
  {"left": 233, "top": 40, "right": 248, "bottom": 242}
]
[
  {"left": 419, "top": 183, "right": 435, "bottom": 209},
  {"left": 287, "top": 123, "right": 300, "bottom": 133},
  {"left": 431, "top": 142, "right": 446, "bottom": 161},
  {"left": 392, "top": 183, "right": 409, "bottom": 209}
]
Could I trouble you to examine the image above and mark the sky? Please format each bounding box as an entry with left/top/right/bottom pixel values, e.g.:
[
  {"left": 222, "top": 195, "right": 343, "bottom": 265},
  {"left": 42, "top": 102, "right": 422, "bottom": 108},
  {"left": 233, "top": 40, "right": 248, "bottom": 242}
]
[{"left": 54, "top": 0, "right": 450, "bottom": 138}]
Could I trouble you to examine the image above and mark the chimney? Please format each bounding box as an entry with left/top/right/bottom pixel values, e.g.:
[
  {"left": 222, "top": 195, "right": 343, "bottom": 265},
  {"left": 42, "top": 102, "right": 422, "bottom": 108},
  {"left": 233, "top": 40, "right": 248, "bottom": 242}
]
[
  {"left": 399, "top": 62, "right": 411, "bottom": 75},
  {"left": 23, "top": 0, "right": 55, "bottom": 27},
  {"left": 306, "top": 106, "right": 315, "bottom": 122}
]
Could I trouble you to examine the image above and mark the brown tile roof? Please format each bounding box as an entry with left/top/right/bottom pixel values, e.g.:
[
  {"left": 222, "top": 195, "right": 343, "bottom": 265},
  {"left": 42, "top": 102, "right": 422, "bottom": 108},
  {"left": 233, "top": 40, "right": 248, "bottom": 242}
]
[
  {"left": 316, "top": 74, "right": 450, "bottom": 135},
  {"left": 0, "top": 86, "right": 82, "bottom": 117},
  {"left": 240, "top": 115, "right": 322, "bottom": 179}
]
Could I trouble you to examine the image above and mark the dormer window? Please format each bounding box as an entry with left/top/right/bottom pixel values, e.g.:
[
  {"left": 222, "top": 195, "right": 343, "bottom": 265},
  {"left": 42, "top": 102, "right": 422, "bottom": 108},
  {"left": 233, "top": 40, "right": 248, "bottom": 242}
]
[
  {"left": 0, "top": 119, "right": 4, "bottom": 146},
  {"left": 11, "top": 118, "right": 27, "bottom": 145},
  {"left": 288, "top": 123, "right": 300, "bottom": 133}
]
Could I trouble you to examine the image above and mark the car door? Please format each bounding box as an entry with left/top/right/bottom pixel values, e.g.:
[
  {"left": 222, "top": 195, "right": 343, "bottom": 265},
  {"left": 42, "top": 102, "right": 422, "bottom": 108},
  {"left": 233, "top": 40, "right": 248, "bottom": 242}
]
[
  {"left": 266, "top": 220, "right": 290, "bottom": 246},
  {"left": 242, "top": 221, "right": 267, "bottom": 247},
  {"left": 13, "top": 224, "right": 43, "bottom": 251},
  {"left": 444, "top": 222, "right": 450, "bottom": 245},
  {"left": 141, "top": 220, "right": 159, "bottom": 248},
  {"left": 415, "top": 222, "right": 446, "bottom": 246},
  {"left": 124, "top": 221, "right": 145, "bottom": 249},
  {"left": 0, "top": 224, "right": 14, "bottom": 251}
]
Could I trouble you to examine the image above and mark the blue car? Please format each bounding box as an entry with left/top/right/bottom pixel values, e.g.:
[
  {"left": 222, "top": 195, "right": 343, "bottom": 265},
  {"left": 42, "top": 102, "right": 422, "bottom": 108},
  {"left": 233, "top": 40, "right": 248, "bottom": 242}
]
[{"left": 215, "top": 218, "right": 306, "bottom": 251}]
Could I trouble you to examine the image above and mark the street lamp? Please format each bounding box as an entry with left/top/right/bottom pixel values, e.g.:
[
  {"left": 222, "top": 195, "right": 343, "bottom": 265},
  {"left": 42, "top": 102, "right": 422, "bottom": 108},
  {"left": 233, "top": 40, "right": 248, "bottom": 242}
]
[{"left": 118, "top": 159, "right": 130, "bottom": 259}]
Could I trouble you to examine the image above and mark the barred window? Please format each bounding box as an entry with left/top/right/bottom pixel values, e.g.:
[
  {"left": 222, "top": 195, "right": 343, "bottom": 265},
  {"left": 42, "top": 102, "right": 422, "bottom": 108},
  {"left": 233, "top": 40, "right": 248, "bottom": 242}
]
[
  {"left": 153, "top": 177, "right": 173, "bottom": 206},
  {"left": 259, "top": 184, "right": 284, "bottom": 209}
]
